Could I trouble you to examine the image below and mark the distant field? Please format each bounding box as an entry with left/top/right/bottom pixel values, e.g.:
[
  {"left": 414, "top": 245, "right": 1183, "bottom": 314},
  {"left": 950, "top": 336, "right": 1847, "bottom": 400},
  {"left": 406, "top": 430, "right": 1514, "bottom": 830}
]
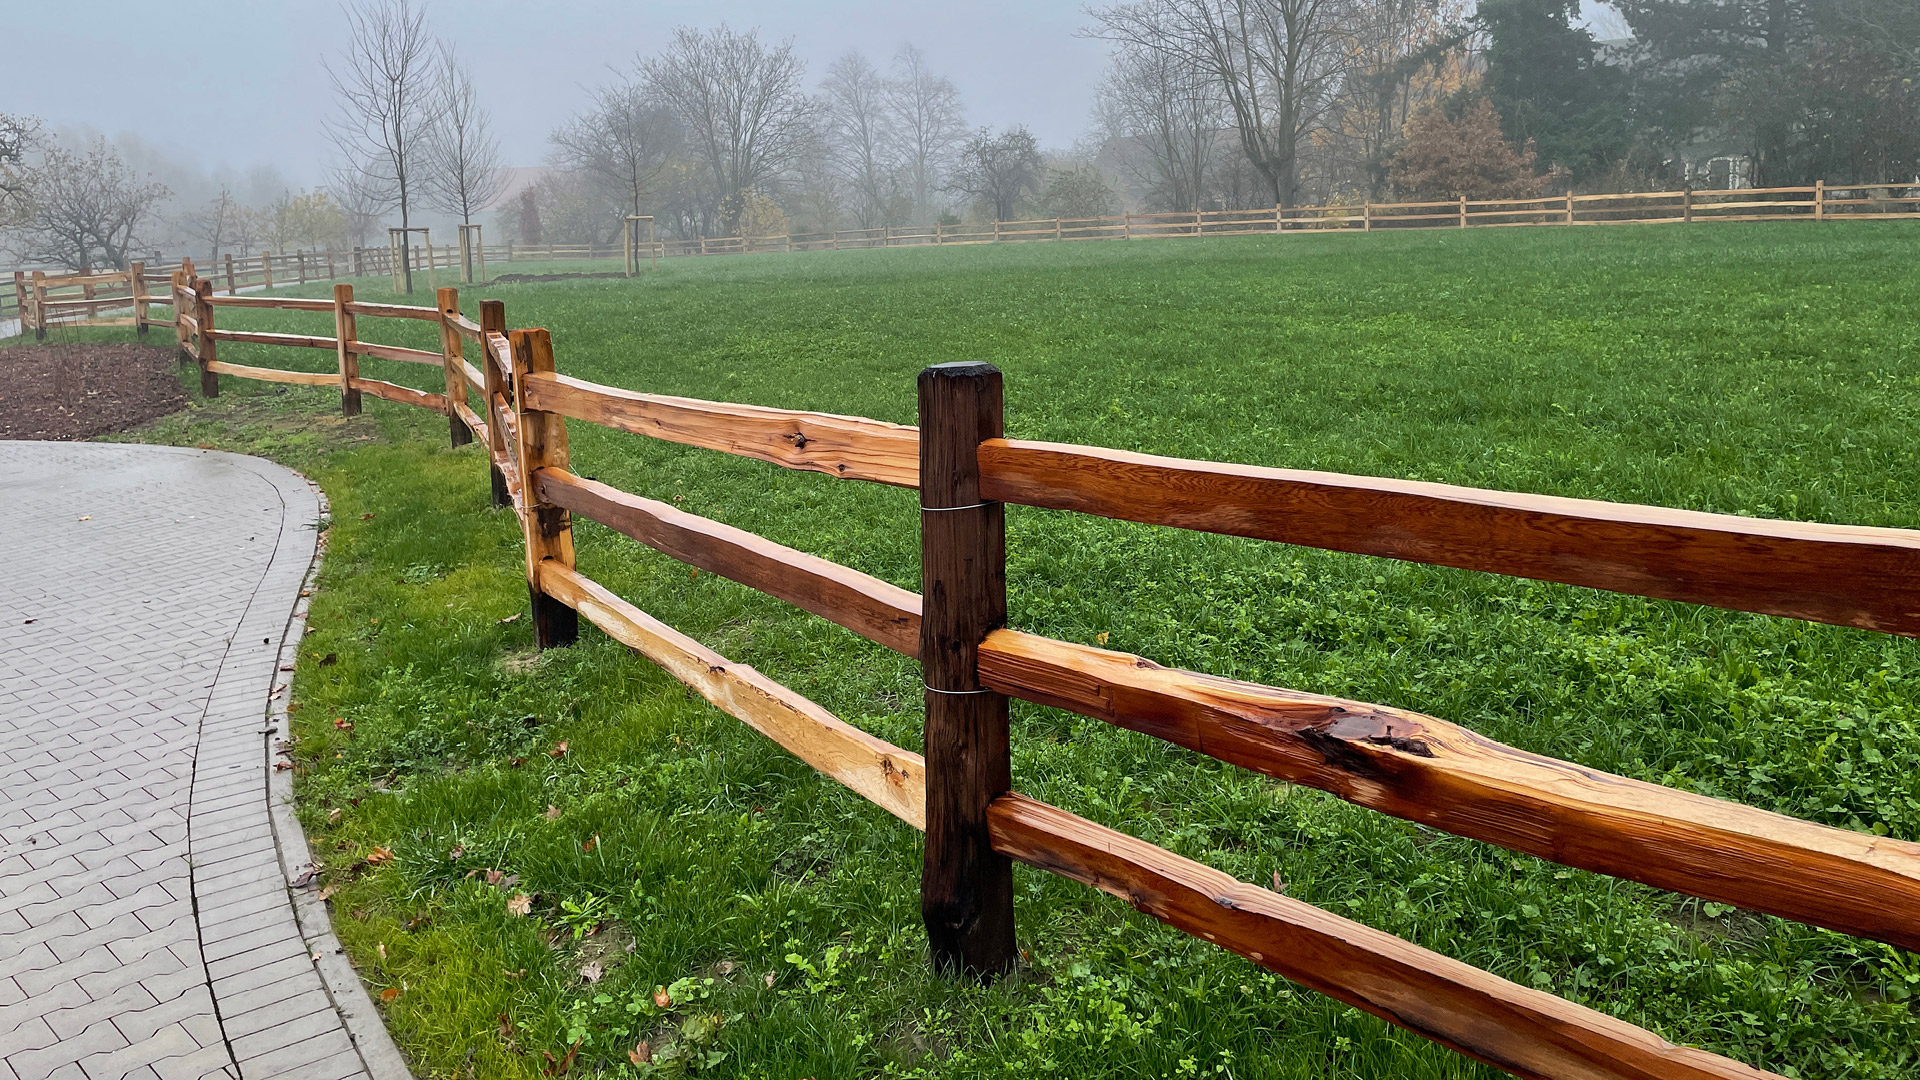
[{"left": 111, "top": 223, "right": 1920, "bottom": 1078}]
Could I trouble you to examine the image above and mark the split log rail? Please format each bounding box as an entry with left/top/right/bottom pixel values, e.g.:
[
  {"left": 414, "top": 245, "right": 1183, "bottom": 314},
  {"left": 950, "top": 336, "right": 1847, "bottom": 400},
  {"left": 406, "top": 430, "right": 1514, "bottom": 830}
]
[{"left": 155, "top": 265, "right": 1920, "bottom": 1080}]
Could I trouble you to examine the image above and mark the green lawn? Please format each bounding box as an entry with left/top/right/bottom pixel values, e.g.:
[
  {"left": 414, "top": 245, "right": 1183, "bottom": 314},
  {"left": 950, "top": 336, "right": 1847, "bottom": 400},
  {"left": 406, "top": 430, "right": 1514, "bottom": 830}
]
[{"left": 86, "top": 223, "right": 1920, "bottom": 1078}]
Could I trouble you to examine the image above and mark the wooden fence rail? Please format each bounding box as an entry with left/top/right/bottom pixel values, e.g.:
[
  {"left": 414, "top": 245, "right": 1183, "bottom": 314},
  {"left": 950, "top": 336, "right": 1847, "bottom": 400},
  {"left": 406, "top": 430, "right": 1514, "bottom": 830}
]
[{"left": 133, "top": 266, "right": 1920, "bottom": 1080}]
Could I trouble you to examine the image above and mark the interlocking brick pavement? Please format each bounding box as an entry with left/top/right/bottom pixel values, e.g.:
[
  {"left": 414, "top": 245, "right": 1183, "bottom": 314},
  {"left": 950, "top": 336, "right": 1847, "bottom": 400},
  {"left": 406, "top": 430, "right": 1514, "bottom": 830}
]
[{"left": 0, "top": 443, "right": 399, "bottom": 1080}]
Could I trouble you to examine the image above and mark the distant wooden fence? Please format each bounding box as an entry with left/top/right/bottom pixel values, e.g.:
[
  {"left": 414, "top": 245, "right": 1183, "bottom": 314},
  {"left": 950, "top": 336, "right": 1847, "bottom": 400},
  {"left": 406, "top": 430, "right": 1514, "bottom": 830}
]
[
  {"left": 151, "top": 263, "right": 1920, "bottom": 1080},
  {"left": 9, "top": 179, "right": 1916, "bottom": 328}
]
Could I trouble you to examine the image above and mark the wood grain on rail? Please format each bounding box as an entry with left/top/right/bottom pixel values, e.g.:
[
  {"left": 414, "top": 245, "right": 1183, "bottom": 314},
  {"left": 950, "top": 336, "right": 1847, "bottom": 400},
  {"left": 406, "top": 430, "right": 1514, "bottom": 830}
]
[
  {"left": 977, "top": 439, "right": 1920, "bottom": 635},
  {"left": 978, "top": 629, "right": 1920, "bottom": 952},
  {"left": 343, "top": 300, "right": 441, "bottom": 321},
  {"left": 351, "top": 341, "right": 443, "bottom": 366},
  {"left": 539, "top": 563, "right": 925, "bottom": 828},
  {"left": 348, "top": 377, "right": 445, "bottom": 411},
  {"left": 520, "top": 371, "right": 921, "bottom": 487},
  {"left": 204, "top": 361, "right": 339, "bottom": 387},
  {"left": 206, "top": 329, "right": 337, "bottom": 350},
  {"left": 534, "top": 468, "right": 921, "bottom": 656},
  {"left": 989, "top": 794, "right": 1778, "bottom": 1080},
  {"left": 204, "top": 294, "right": 335, "bottom": 312}
]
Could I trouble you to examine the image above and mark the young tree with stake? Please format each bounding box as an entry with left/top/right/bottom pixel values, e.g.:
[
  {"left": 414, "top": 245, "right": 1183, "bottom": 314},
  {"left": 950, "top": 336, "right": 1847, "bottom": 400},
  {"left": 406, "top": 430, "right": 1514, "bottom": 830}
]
[{"left": 325, "top": 0, "right": 436, "bottom": 292}]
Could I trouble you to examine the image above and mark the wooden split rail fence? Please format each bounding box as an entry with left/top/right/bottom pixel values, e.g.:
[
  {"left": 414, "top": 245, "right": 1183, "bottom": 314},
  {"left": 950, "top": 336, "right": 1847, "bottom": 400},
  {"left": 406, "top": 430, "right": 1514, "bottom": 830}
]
[{"left": 160, "top": 265, "right": 1920, "bottom": 1080}]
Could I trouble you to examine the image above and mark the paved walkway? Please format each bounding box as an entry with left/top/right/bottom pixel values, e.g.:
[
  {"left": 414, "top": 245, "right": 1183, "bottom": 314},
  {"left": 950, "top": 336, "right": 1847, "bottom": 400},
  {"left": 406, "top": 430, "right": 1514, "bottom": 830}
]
[{"left": 0, "top": 443, "right": 400, "bottom": 1080}]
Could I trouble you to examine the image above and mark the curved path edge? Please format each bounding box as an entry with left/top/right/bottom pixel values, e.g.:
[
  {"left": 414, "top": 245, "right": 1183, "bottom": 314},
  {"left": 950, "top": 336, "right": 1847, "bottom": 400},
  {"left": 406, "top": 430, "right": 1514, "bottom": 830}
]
[{"left": 0, "top": 441, "right": 413, "bottom": 1080}]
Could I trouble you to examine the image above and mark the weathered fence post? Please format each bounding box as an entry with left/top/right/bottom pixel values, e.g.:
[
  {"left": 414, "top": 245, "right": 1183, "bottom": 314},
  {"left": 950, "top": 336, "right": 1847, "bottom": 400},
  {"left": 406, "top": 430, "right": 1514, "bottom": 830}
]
[
  {"left": 437, "top": 286, "right": 472, "bottom": 448},
  {"left": 1459, "top": 195, "right": 1468, "bottom": 228},
  {"left": 510, "top": 327, "right": 578, "bottom": 649},
  {"left": 262, "top": 251, "right": 274, "bottom": 290},
  {"left": 1566, "top": 190, "right": 1576, "bottom": 225},
  {"left": 1363, "top": 202, "right": 1372, "bottom": 232},
  {"left": 333, "top": 283, "right": 360, "bottom": 417},
  {"left": 130, "top": 262, "right": 147, "bottom": 336},
  {"left": 297, "top": 250, "right": 308, "bottom": 286},
  {"left": 326, "top": 249, "right": 336, "bottom": 280},
  {"left": 30, "top": 271, "right": 46, "bottom": 340},
  {"left": 195, "top": 278, "right": 219, "bottom": 398},
  {"left": 11, "top": 271, "right": 27, "bottom": 330},
  {"left": 1815, "top": 180, "right": 1826, "bottom": 221},
  {"left": 169, "top": 270, "right": 189, "bottom": 361},
  {"left": 1684, "top": 187, "right": 1694, "bottom": 224},
  {"left": 918, "top": 361, "right": 1017, "bottom": 981},
  {"left": 224, "top": 253, "right": 237, "bottom": 295},
  {"left": 480, "top": 299, "right": 511, "bottom": 509}
]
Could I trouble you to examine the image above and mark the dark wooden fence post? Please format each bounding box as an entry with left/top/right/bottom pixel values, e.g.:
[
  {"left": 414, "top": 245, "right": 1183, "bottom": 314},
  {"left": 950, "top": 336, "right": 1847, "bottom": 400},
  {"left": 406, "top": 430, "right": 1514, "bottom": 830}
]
[
  {"left": 195, "top": 278, "right": 219, "bottom": 398},
  {"left": 436, "top": 286, "right": 472, "bottom": 448},
  {"left": 480, "top": 299, "right": 511, "bottom": 509},
  {"left": 130, "top": 262, "right": 147, "bottom": 336},
  {"left": 918, "top": 361, "right": 1017, "bottom": 980},
  {"left": 511, "top": 327, "right": 578, "bottom": 649}
]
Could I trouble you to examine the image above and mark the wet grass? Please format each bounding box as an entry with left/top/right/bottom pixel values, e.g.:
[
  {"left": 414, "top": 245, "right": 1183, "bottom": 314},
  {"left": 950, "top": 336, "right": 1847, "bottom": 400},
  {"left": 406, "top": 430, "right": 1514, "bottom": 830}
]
[{"left": 94, "top": 221, "right": 1920, "bottom": 1078}]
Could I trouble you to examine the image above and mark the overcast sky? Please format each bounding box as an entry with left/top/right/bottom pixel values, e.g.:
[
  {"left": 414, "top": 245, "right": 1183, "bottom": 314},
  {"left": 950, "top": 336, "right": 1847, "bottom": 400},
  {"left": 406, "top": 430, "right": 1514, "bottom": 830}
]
[
  {"left": 10, "top": 0, "right": 1626, "bottom": 191},
  {"left": 8, "top": 0, "right": 1110, "bottom": 188}
]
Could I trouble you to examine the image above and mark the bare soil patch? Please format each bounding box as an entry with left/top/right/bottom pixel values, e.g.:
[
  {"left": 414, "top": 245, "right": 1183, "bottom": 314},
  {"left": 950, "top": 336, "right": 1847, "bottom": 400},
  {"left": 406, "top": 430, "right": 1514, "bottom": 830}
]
[{"left": 0, "top": 343, "right": 188, "bottom": 440}]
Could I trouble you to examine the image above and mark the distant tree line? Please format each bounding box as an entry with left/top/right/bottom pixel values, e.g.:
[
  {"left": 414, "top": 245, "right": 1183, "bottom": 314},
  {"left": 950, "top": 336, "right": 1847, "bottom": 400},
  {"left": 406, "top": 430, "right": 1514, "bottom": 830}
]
[
  {"left": 6, "top": 0, "right": 1919, "bottom": 271},
  {"left": 1086, "top": 0, "right": 1920, "bottom": 210}
]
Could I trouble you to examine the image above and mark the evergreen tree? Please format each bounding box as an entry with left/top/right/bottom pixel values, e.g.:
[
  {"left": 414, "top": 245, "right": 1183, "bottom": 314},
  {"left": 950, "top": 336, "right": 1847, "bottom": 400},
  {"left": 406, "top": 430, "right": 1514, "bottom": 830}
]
[{"left": 1476, "top": 0, "right": 1633, "bottom": 184}]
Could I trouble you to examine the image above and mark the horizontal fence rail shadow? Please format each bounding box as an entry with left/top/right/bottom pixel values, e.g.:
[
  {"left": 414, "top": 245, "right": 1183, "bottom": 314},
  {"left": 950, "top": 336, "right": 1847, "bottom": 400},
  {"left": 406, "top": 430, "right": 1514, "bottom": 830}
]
[{"left": 143, "top": 267, "right": 1920, "bottom": 1080}]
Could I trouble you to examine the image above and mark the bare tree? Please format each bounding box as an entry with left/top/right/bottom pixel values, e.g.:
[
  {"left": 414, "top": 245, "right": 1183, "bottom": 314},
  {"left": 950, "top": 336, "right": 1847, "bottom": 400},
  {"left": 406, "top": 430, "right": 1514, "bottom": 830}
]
[
  {"left": 884, "top": 45, "right": 967, "bottom": 221},
  {"left": 327, "top": 170, "right": 387, "bottom": 249},
  {"left": 949, "top": 126, "right": 1044, "bottom": 220},
  {"left": 1094, "top": 40, "right": 1223, "bottom": 210},
  {"left": 183, "top": 187, "right": 243, "bottom": 262},
  {"left": 0, "top": 113, "right": 41, "bottom": 229},
  {"left": 820, "top": 52, "right": 900, "bottom": 228},
  {"left": 324, "top": 0, "right": 437, "bottom": 291},
  {"left": 423, "top": 43, "right": 507, "bottom": 230},
  {"left": 1091, "top": 0, "right": 1358, "bottom": 207},
  {"left": 8, "top": 138, "right": 169, "bottom": 271},
  {"left": 642, "top": 24, "right": 813, "bottom": 234},
  {"left": 549, "top": 79, "right": 679, "bottom": 219}
]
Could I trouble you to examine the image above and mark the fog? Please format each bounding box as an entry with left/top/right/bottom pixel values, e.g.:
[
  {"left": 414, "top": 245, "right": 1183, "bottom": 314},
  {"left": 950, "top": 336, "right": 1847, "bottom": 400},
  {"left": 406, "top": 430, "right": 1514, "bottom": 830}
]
[{"left": 7, "top": 0, "right": 1110, "bottom": 186}]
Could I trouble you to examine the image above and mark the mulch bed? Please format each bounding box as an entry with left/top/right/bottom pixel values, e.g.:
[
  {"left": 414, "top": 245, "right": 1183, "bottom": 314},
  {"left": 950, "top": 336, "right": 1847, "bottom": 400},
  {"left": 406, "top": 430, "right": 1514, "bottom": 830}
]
[{"left": 0, "top": 343, "right": 189, "bottom": 441}]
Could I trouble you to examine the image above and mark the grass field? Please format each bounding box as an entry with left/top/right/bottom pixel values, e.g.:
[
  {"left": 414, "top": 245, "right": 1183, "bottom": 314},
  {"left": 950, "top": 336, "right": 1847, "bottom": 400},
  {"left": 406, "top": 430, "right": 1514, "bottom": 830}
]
[{"left": 68, "top": 223, "right": 1920, "bottom": 1078}]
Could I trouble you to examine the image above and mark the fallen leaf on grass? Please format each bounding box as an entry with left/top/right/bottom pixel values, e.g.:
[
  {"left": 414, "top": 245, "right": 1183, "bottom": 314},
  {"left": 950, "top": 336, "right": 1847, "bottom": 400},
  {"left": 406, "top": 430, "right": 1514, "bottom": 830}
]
[
  {"left": 365, "top": 846, "right": 395, "bottom": 866},
  {"left": 377, "top": 943, "right": 387, "bottom": 961},
  {"left": 764, "top": 972, "right": 776, "bottom": 988},
  {"left": 547, "top": 741, "right": 568, "bottom": 758},
  {"left": 1096, "top": 631, "right": 1109, "bottom": 645},
  {"left": 360, "top": 513, "right": 375, "bottom": 521},
  {"left": 319, "top": 884, "right": 339, "bottom": 901},
  {"left": 652, "top": 986, "right": 671, "bottom": 1009},
  {"left": 497, "top": 612, "right": 522, "bottom": 625},
  {"left": 628, "top": 1041, "right": 652, "bottom": 1065},
  {"left": 579, "top": 960, "right": 603, "bottom": 984},
  {"left": 508, "top": 756, "right": 527, "bottom": 768},
  {"left": 380, "top": 986, "right": 401, "bottom": 1003},
  {"left": 544, "top": 805, "right": 561, "bottom": 821},
  {"left": 506, "top": 893, "right": 532, "bottom": 916},
  {"left": 542, "top": 1041, "right": 581, "bottom": 1077},
  {"left": 581, "top": 834, "right": 597, "bottom": 853},
  {"left": 1272, "top": 871, "right": 1287, "bottom": 894},
  {"left": 327, "top": 808, "right": 343, "bottom": 825}
]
